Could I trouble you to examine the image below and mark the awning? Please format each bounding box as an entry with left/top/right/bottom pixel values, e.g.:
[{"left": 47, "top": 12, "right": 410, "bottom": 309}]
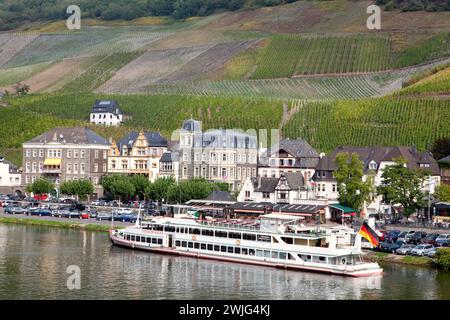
[
  {"left": 330, "top": 204, "right": 357, "bottom": 213},
  {"left": 44, "top": 158, "right": 61, "bottom": 166}
]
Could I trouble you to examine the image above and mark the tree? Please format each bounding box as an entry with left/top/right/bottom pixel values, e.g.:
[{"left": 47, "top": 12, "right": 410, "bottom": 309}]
[
  {"left": 334, "top": 152, "right": 374, "bottom": 211},
  {"left": 377, "top": 157, "right": 426, "bottom": 217},
  {"left": 435, "top": 184, "right": 450, "bottom": 202},
  {"left": 165, "top": 178, "right": 214, "bottom": 203},
  {"left": 110, "top": 178, "right": 136, "bottom": 202},
  {"left": 145, "top": 177, "right": 175, "bottom": 201},
  {"left": 130, "top": 175, "right": 150, "bottom": 200},
  {"left": 60, "top": 179, "right": 94, "bottom": 201},
  {"left": 26, "top": 178, "right": 54, "bottom": 196},
  {"left": 431, "top": 136, "right": 450, "bottom": 160}
]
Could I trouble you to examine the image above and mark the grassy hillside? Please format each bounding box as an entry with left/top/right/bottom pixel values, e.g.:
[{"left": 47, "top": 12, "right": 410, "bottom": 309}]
[
  {"left": 399, "top": 67, "right": 450, "bottom": 96},
  {"left": 283, "top": 97, "right": 450, "bottom": 153}
]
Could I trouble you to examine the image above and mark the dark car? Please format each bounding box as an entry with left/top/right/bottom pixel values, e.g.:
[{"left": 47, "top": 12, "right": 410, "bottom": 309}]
[
  {"left": 407, "top": 232, "right": 428, "bottom": 245},
  {"left": 436, "top": 238, "right": 450, "bottom": 247},
  {"left": 28, "top": 208, "right": 52, "bottom": 216},
  {"left": 113, "top": 213, "right": 137, "bottom": 223},
  {"left": 63, "top": 211, "right": 81, "bottom": 219},
  {"left": 385, "top": 230, "right": 401, "bottom": 243},
  {"left": 380, "top": 240, "right": 407, "bottom": 253},
  {"left": 423, "top": 233, "right": 440, "bottom": 245}
]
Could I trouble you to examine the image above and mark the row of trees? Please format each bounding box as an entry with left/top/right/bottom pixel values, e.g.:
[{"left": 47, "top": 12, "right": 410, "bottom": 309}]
[
  {"left": 334, "top": 152, "right": 449, "bottom": 217},
  {"left": 25, "top": 174, "right": 232, "bottom": 203},
  {"left": 375, "top": 0, "right": 450, "bottom": 12},
  {"left": 101, "top": 174, "right": 230, "bottom": 203}
]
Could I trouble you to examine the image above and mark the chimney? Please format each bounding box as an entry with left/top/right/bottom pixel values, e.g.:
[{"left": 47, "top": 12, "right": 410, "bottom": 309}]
[
  {"left": 320, "top": 152, "right": 325, "bottom": 159},
  {"left": 411, "top": 144, "right": 417, "bottom": 156}
]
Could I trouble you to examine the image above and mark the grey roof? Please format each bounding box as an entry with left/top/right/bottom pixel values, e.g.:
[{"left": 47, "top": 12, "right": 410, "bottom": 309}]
[
  {"left": 118, "top": 131, "right": 168, "bottom": 149},
  {"left": 160, "top": 152, "right": 179, "bottom": 162},
  {"left": 181, "top": 119, "right": 201, "bottom": 132},
  {"left": 260, "top": 139, "right": 320, "bottom": 168},
  {"left": 253, "top": 172, "right": 305, "bottom": 193},
  {"left": 25, "top": 127, "right": 109, "bottom": 145},
  {"left": 91, "top": 100, "right": 122, "bottom": 115},
  {"left": 206, "top": 190, "right": 233, "bottom": 202},
  {"left": 202, "top": 129, "right": 257, "bottom": 149},
  {"left": 438, "top": 155, "right": 450, "bottom": 164},
  {"left": 0, "top": 158, "right": 19, "bottom": 173},
  {"left": 315, "top": 146, "right": 440, "bottom": 176}
]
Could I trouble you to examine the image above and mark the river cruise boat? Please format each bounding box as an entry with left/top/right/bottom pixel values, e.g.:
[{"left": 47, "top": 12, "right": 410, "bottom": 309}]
[{"left": 109, "top": 213, "right": 383, "bottom": 277}]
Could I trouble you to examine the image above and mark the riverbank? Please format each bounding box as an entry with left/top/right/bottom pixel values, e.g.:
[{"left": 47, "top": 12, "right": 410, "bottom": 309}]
[
  {"left": 0, "top": 216, "right": 123, "bottom": 232},
  {"left": 364, "top": 251, "right": 435, "bottom": 267}
]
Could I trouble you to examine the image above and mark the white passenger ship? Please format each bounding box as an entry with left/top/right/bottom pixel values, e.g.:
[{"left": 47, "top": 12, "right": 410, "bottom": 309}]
[{"left": 109, "top": 213, "right": 383, "bottom": 277}]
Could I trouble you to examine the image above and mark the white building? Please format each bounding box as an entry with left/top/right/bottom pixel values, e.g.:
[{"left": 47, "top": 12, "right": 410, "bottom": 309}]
[
  {"left": 0, "top": 157, "right": 22, "bottom": 195},
  {"left": 90, "top": 100, "right": 123, "bottom": 126},
  {"left": 312, "top": 146, "right": 441, "bottom": 216}
]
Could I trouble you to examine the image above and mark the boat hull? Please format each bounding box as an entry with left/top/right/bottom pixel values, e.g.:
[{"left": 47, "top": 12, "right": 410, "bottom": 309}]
[{"left": 110, "top": 232, "right": 383, "bottom": 277}]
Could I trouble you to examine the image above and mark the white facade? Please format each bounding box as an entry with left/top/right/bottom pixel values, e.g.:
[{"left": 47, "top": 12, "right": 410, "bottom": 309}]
[
  {"left": 0, "top": 160, "right": 21, "bottom": 190},
  {"left": 90, "top": 112, "right": 123, "bottom": 126}
]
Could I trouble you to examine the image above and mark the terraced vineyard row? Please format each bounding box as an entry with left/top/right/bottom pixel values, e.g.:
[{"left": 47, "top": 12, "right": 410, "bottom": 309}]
[
  {"left": 398, "top": 67, "right": 450, "bottom": 96},
  {"left": 0, "top": 61, "right": 53, "bottom": 86},
  {"left": 249, "top": 34, "right": 391, "bottom": 79},
  {"left": 283, "top": 98, "right": 450, "bottom": 153},
  {"left": 142, "top": 75, "right": 382, "bottom": 99}
]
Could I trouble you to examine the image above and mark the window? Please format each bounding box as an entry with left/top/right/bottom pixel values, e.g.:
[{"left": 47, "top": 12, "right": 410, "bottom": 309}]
[
  {"left": 245, "top": 191, "right": 250, "bottom": 198},
  {"left": 332, "top": 184, "right": 336, "bottom": 192},
  {"left": 188, "top": 242, "right": 193, "bottom": 248},
  {"left": 222, "top": 154, "right": 227, "bottom": 162},
  {"left": 26, "top": 163, "right": 30, "bottom": 173},
  {"left": 221, "top": 246, "right": 226, "bottom": 252},
  {"left": 32, "top": 162, "right": 37, "bottom": 173},
  {"left": 182, "top": 241, "right": 187, "bottom": 248},
  {"left": 263, "top": 192, "right": 270, "bottom": 199},
  {"left": 32, "top": 149, "right": 37, "bottom": 157},
  {"left": 93, "top": 177, "right": 98, "bottom": 185},
  {"left": 227, "top": 246, "right": 234, "bottom": 253},
  {"left": 94, "top": 163, "right": 98, "bottom": 172},
  {"left": 73, "top": 150, "right": 78, "bottom": 158},
  {"left": 201, "top": 243, "right": 207, "bottom": 250},
  {"left": 26, "top": 150, "right": 31, "bottom": 157},
  {"left": 94, "top": 150, "right": 99, "bottom": 159},
  {"left": 103, "top": 151, "right": 107, "bottom": 159},
  {"left": 39, "top": 149, "right": 44, "bottom": 157},
  {"left": 103, "top": 163, "right": 107, "bottom": 172},
  {"left": 67, "top": 150, "right": 72, "bottom": 158},
  {"left": 80, "top": 163, "right": 85, "bottom": 173},
  {"left": 207, "top": 244, "right": 213, "bottom": 251},
  {"left": 243, "top": 233, "right": 256, "bottom": 241}
]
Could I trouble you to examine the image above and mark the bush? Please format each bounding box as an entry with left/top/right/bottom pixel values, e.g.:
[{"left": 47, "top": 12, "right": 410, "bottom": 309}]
[{"left": 435, "top": 248, "right": 450, "bottom": 270}]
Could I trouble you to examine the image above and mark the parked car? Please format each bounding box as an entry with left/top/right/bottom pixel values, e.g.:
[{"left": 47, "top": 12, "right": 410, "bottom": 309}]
[
  {"left": 113, "top": 213, "right": 137, "bottom": 223},
  {"left": 80, "top": 212, "right": 90, "bottom": 219},
  {"left": 411, "top": 244, "right": 435, "bottom": 256},
  {"left": 10, "top": 206, "right": 28, "bottom": 215},
  {"left": 63, "top": 211, "right": 82, "bottom": 219},
  {"left": 96, "top": 212, "right": 113, "bottom": 221},
  {"left": 385, "top": 230, "right": 401, "bottom": 243},
  {"left": 435, "top": 234, "right": 450, "bottom": 247},
  {"left": 407, "top": 232, "right": 428, "bottom": 245},
  {"left": 27, "top": 208, "right": 52, "bottom": 216},
  {"left": 395, "top": 244, "right": 416, "bottom": 255},
  {"left": 380, "top": 240, "right": 407, "bottom": 253},
  {"left": 113, "top": 208, "right": 133, "bottom": 215},
  {"left": 426, "top": 247, "right": 438, "bottom": 258},
  {"left": 423, "top": 233, "right": 440, "bottom": 245},
  {"left": 397, "top": 231, "right": 415, "bottom": 242},
  {"left": 3, "top": 205, "right": 15, "bottom": 214}
]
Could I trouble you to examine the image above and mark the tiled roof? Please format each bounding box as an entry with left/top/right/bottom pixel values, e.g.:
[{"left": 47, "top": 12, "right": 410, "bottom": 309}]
[
  {"left": 118, "top": 131, "right": 168, "bottom": 149},
  {"left": 25, "top": 127, "right": 109, "bottom": 145},
  {"left": 91, "top": 100, "right": 122, "bottom": 114}
]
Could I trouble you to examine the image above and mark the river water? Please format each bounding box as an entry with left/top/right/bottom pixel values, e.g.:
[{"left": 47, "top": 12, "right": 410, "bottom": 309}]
[{"left": 0, "top": 224, "right": 449, "bottom": 300}]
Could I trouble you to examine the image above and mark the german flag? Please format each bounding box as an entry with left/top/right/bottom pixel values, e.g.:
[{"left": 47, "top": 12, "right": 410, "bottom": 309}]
[{"left": 358, "top": 222, "right": 379, "bottom": 246}]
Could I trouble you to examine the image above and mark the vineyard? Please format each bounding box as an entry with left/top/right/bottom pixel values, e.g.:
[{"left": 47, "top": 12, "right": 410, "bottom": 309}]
[
  {"left": 282, "top": 98, "right": 450, "bottom": 153},
  {"left": 248, "top": 34, "right": 391, "bottom": 79},
  {"left": 398, "top": 67, "right": 450, "bottom": 96},
  {"left": 0, "top": 62, "right": 53, "bottom": 87}
]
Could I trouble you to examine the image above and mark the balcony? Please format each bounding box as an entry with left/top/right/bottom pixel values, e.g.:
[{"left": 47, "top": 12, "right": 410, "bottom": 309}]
[{"left": 42, "top": 166, "right": 61, "bottom": 174}]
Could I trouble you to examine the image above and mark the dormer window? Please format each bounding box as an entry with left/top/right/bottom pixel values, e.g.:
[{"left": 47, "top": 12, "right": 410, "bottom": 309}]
[
  {"left": 122, "top": 147, "right": 127, "bottom": 156},
  {"left": 369, "top": 161, "right": 377, "bottom": 170}
]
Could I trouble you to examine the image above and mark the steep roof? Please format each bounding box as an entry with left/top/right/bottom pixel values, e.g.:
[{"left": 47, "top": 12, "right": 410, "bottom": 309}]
[
  {"left": 24, "top": 127, "right": 109, "bottom": 145},
  {"left": 160, "top": 151, "right": 179, "bottom": 162},
  {"left": 91, "top": 100, "right": 122, "bottom": 114},
  {"left": 181, "top": 119, "right": 201, "bottom": 132},
  {"left": 252, "top": 172, "right": 305, "bottom": 193},
  {"left": 118, "top": 131, "right": 168, "bottom": 149},
  {"left": 259, "top": 139, "right": 320, "bottom": 168},
  {"left": 316, "top": 146, "right": 440, "bottom": 175},
  {"left": 438, "top": 155, "right": 450, "bottom": 165}
]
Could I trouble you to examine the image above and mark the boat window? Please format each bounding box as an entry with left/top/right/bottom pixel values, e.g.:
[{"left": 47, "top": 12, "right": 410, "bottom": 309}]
[
  {"left": 249, "top": 249, "right": 255, "bottom": 256},
  {"left": 176, "top": 240, "right": 181, "bottom": 246},
  {"left": 256, "top": 250, "right": 263, "bottom": 257},
  {"left": 242, "top": 248, "right": 248, "bottom": 255},
  {"left": 201, "top": 243, "right": 207, "bottom": 250},
  {"left": 188, "top": 242, "right": 193, "bottom": 248},
  {"left": 155, "top": 225, "right": 163, "bottom": 231},
  {"left": 152, "top": 238, "right": 157, "bottom": 244},
  {"left": 194, "top": 242, "right": 200, "bottom": 249},
  {"left": 131, "top": 235, "right": 135, "bottom": 241},
  {"left": 307, "top": 255, "right": 311, "bottom": 260},
  {"left": 243, "top": 233, "right": 256, "bottom": 241},
  {"left": 288, "top": 253, "right": 296, "bottom": 260},
  {"left": 201, "top": 229, "right": 214, "bottom": 236},
  {"left": 179, "top": 228, "right": 184, "bottom": 234},
  {"left": 146, "top": 237, "right": 151, "bottom": 243},
  {"left": 229, "top": 232, "right": 241, "bottom": 239},
  {"left": 271, "top": 251, "right": 278, "bottom": 259},
  {"left": 165, "top": 226, "right": 175, "bottom": 232},
  {"left": 281, "top": 237, "right": 293, "bottom": 244},
  {"left": 257, "top": 235, "right": 271, "bottom": 243},
  {"left": 207, "top": 244, "right": 213, "bottom": 251},
  {"left": 221, "top": 245, "right": 227, "bottom": 252},
  {"left": 214, "top": 245, "right": 220, "bottom": 251},
  {"left": 319, "top": 256, "right": 326, "bottom": 261},
  {"left": 157, "top": 238, "right": 162, "bottom": 245},
  {"left": 279, "top": 252, "right": 287, "bottom": 260},
  {"left": 264, "top": 250, "right": 270, "bottom": 258},
  {"left": 235, "top": 247, "right": 241, "bottom": 254},
  {"left": 176, "top": 227, "right": 180, "bottom": 233},
  {"left": 136, "top": 236, "right": 141, "bottom": 242},
  {"left": 125, "top": 235, "right": 130, "bottom": 240},
  {"left": 227, "top": 246, "right": 234, "bottom": 253},
  {"left": 182, "top": 241, "right": 187, "bottom": 247},
  {"left": 215, "top": 230, "right": 228, "bottom": 238}
]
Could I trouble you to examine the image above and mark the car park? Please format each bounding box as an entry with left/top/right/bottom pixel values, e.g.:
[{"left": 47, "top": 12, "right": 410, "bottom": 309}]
[
  {"left": 395, "top": 244, "right": 416, "bottom": 255},
  {"left": 407, "top": 231, "right": 428, "bottom": 245},
  {"left": 411, "top": 244, "right": 435, "bottom": 256},
  {"left": 435, "top": 234, "right": 450, "bottom": 246},
  {"left": 423, "top": 233, "right": 440, "bottom": 245}
]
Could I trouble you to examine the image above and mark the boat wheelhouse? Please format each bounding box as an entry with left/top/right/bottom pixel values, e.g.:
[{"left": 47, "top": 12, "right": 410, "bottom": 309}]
[{"left": 110, "top": 213, "right": 383, "bottom": 277}]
